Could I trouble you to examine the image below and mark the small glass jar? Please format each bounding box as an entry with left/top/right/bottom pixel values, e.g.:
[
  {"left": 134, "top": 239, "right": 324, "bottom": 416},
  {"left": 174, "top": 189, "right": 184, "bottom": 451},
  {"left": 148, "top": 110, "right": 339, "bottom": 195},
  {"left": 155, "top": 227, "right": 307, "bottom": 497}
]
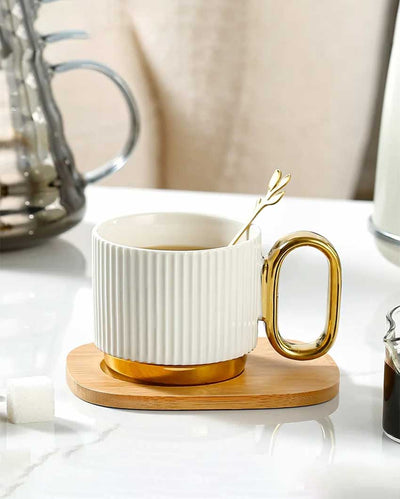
[{"left": 383, "top": 306, "right": 400, "bottom": 443}]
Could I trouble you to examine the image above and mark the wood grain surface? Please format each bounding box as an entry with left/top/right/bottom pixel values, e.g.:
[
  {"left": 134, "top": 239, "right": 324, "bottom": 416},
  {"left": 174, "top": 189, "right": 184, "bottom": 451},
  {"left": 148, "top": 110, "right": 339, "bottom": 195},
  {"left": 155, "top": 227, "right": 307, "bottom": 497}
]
[{"left": 66, "top": 339, "right": 339, "bottom": 410}]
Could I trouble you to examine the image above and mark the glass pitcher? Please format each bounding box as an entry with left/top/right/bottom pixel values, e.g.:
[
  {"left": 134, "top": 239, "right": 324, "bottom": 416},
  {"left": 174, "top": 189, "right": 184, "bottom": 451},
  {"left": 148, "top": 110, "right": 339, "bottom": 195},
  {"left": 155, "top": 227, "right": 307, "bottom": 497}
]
[
  {"left": 383, "top": 305, "right": 400, "bottom": 443},
  {"left": 0, "top": 0, "right": 139, "bottom": 250}
]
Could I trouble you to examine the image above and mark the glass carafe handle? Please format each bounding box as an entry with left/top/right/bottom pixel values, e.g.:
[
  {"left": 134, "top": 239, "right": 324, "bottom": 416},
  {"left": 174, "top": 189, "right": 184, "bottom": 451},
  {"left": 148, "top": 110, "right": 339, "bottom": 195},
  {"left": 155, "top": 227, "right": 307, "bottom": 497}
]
[{"left": 51, "top": 60, "right": 140, "bottom": 184}]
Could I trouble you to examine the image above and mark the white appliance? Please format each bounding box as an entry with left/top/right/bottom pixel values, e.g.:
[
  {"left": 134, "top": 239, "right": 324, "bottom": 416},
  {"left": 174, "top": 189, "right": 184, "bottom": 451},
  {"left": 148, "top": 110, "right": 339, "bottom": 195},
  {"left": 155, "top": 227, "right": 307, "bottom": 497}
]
[{"left": 370, "top": 6, "right": 400, "bottom": 267}]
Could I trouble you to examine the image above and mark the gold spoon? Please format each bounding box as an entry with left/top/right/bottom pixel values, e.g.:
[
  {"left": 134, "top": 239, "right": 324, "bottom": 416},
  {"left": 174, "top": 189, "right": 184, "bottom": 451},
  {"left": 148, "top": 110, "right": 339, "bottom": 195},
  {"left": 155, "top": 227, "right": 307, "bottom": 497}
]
[{"left": 228, "top": 169, "right": 291, "bottom": 246}]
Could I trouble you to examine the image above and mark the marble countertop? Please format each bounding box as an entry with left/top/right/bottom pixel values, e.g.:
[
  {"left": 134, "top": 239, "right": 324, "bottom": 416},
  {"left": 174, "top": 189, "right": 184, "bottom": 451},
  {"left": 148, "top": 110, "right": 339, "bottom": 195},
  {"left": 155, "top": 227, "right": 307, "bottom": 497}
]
[{"left": 1, "top": 186, "right": 400, "bottom": 498}]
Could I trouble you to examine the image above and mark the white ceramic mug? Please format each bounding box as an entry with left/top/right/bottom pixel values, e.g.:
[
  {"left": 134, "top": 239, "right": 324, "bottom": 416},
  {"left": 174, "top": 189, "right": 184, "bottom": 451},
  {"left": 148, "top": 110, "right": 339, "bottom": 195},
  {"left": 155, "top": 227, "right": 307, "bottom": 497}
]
[{"left": 92, "top": 213, "right": 341, "bottom": 385}]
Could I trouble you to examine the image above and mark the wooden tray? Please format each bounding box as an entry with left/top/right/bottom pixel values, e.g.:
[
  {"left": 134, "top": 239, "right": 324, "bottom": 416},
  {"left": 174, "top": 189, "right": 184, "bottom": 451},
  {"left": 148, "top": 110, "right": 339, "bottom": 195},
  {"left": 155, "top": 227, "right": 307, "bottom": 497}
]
[{"left": 66, "top": 338, "right": 339, "bottom": 410}]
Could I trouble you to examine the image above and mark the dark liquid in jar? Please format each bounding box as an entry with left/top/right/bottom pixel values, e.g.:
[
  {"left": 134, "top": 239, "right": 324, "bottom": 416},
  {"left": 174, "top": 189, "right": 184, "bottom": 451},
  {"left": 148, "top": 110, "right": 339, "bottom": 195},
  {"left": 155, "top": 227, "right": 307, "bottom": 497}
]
[{"left": 383, "top": 361, "right": 400, "bottom": 440}]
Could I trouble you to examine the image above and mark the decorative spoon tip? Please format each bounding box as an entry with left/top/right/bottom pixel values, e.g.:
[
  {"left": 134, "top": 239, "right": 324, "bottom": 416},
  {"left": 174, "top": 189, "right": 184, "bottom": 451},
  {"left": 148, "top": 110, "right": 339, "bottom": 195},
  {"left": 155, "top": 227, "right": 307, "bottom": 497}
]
[{"left": 228, "top": 169, "right": 292, "bottom": 246}]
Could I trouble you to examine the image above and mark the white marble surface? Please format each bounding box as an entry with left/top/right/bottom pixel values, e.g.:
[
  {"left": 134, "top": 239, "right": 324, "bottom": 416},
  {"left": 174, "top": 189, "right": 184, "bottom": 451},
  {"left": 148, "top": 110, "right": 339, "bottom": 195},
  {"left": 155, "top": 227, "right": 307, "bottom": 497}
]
[{"left": 1, "top": 186, "right": 400, "bottom": 498}]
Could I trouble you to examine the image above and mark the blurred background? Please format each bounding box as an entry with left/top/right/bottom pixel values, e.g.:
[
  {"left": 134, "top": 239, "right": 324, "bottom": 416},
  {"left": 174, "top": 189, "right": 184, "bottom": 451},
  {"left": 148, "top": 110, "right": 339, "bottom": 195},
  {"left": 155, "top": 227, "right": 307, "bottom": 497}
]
[{"left": 36, "top": 0, "right": 398, "bottom": 199}]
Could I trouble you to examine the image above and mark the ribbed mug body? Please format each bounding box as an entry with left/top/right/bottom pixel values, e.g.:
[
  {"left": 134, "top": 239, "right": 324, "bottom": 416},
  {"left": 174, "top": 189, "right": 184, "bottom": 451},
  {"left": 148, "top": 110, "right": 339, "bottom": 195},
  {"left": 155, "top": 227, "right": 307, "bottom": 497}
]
[{"left": 92, "top": 213, "right": 262, "bottom": 365}]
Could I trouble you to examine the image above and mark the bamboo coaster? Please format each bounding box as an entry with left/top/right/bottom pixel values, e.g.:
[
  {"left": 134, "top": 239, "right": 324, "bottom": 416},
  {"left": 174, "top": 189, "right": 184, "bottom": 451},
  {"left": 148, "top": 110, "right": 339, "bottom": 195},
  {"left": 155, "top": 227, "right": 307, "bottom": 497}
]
[{"left": 66, "top": 338, "right": 339, "bottom": 410}]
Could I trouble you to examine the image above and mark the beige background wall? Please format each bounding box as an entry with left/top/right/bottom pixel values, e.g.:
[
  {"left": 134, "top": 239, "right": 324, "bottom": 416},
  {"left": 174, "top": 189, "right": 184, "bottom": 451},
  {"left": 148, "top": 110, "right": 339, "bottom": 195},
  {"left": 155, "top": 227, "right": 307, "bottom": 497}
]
[{"left": 37, "top": 0, "right": 398, "bottom": 198}]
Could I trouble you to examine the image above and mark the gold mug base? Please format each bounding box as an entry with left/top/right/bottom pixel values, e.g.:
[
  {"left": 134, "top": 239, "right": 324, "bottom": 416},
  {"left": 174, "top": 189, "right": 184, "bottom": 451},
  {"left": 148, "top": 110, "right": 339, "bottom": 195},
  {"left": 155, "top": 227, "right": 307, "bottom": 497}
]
[{"left": 103, "top": 353, "right": 247, "bottom": 386}]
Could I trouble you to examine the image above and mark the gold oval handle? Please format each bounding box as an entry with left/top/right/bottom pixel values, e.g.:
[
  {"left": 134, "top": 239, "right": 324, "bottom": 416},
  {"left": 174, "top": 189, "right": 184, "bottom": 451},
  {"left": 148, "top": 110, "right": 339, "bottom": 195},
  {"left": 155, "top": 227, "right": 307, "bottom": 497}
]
[{"left": 262, "top": 231, "right": 342, "bottom": 360}]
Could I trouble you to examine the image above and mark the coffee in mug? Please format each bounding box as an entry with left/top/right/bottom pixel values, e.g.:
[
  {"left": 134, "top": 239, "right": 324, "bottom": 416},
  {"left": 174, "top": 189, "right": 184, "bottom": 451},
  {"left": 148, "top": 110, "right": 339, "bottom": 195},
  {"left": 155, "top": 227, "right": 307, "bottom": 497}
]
[{"left": 143, "top": 246, "right": 214, "bottom": 251}]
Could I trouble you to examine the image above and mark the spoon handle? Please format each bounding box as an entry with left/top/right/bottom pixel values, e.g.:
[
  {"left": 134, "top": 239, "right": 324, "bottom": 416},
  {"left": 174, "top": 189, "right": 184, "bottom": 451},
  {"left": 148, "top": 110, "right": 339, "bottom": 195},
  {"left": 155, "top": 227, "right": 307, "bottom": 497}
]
[{"left": 228, "top": 170, "right": 291, "bottom": 246}]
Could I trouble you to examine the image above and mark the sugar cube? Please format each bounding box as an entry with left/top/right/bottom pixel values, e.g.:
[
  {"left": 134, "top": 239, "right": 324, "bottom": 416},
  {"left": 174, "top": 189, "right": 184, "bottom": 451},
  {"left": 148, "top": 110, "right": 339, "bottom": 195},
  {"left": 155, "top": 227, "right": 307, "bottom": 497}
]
[{"left": 7, "top": 376, "right": 54, "bottom": 424}]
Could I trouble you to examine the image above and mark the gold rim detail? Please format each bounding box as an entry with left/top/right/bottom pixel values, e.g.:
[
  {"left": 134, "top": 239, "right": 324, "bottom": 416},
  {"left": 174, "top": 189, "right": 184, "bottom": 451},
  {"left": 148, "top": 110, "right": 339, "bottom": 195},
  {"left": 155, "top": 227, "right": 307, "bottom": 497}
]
[{"left": 103, "top": 353, "right": 247, "bottom": 386}]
